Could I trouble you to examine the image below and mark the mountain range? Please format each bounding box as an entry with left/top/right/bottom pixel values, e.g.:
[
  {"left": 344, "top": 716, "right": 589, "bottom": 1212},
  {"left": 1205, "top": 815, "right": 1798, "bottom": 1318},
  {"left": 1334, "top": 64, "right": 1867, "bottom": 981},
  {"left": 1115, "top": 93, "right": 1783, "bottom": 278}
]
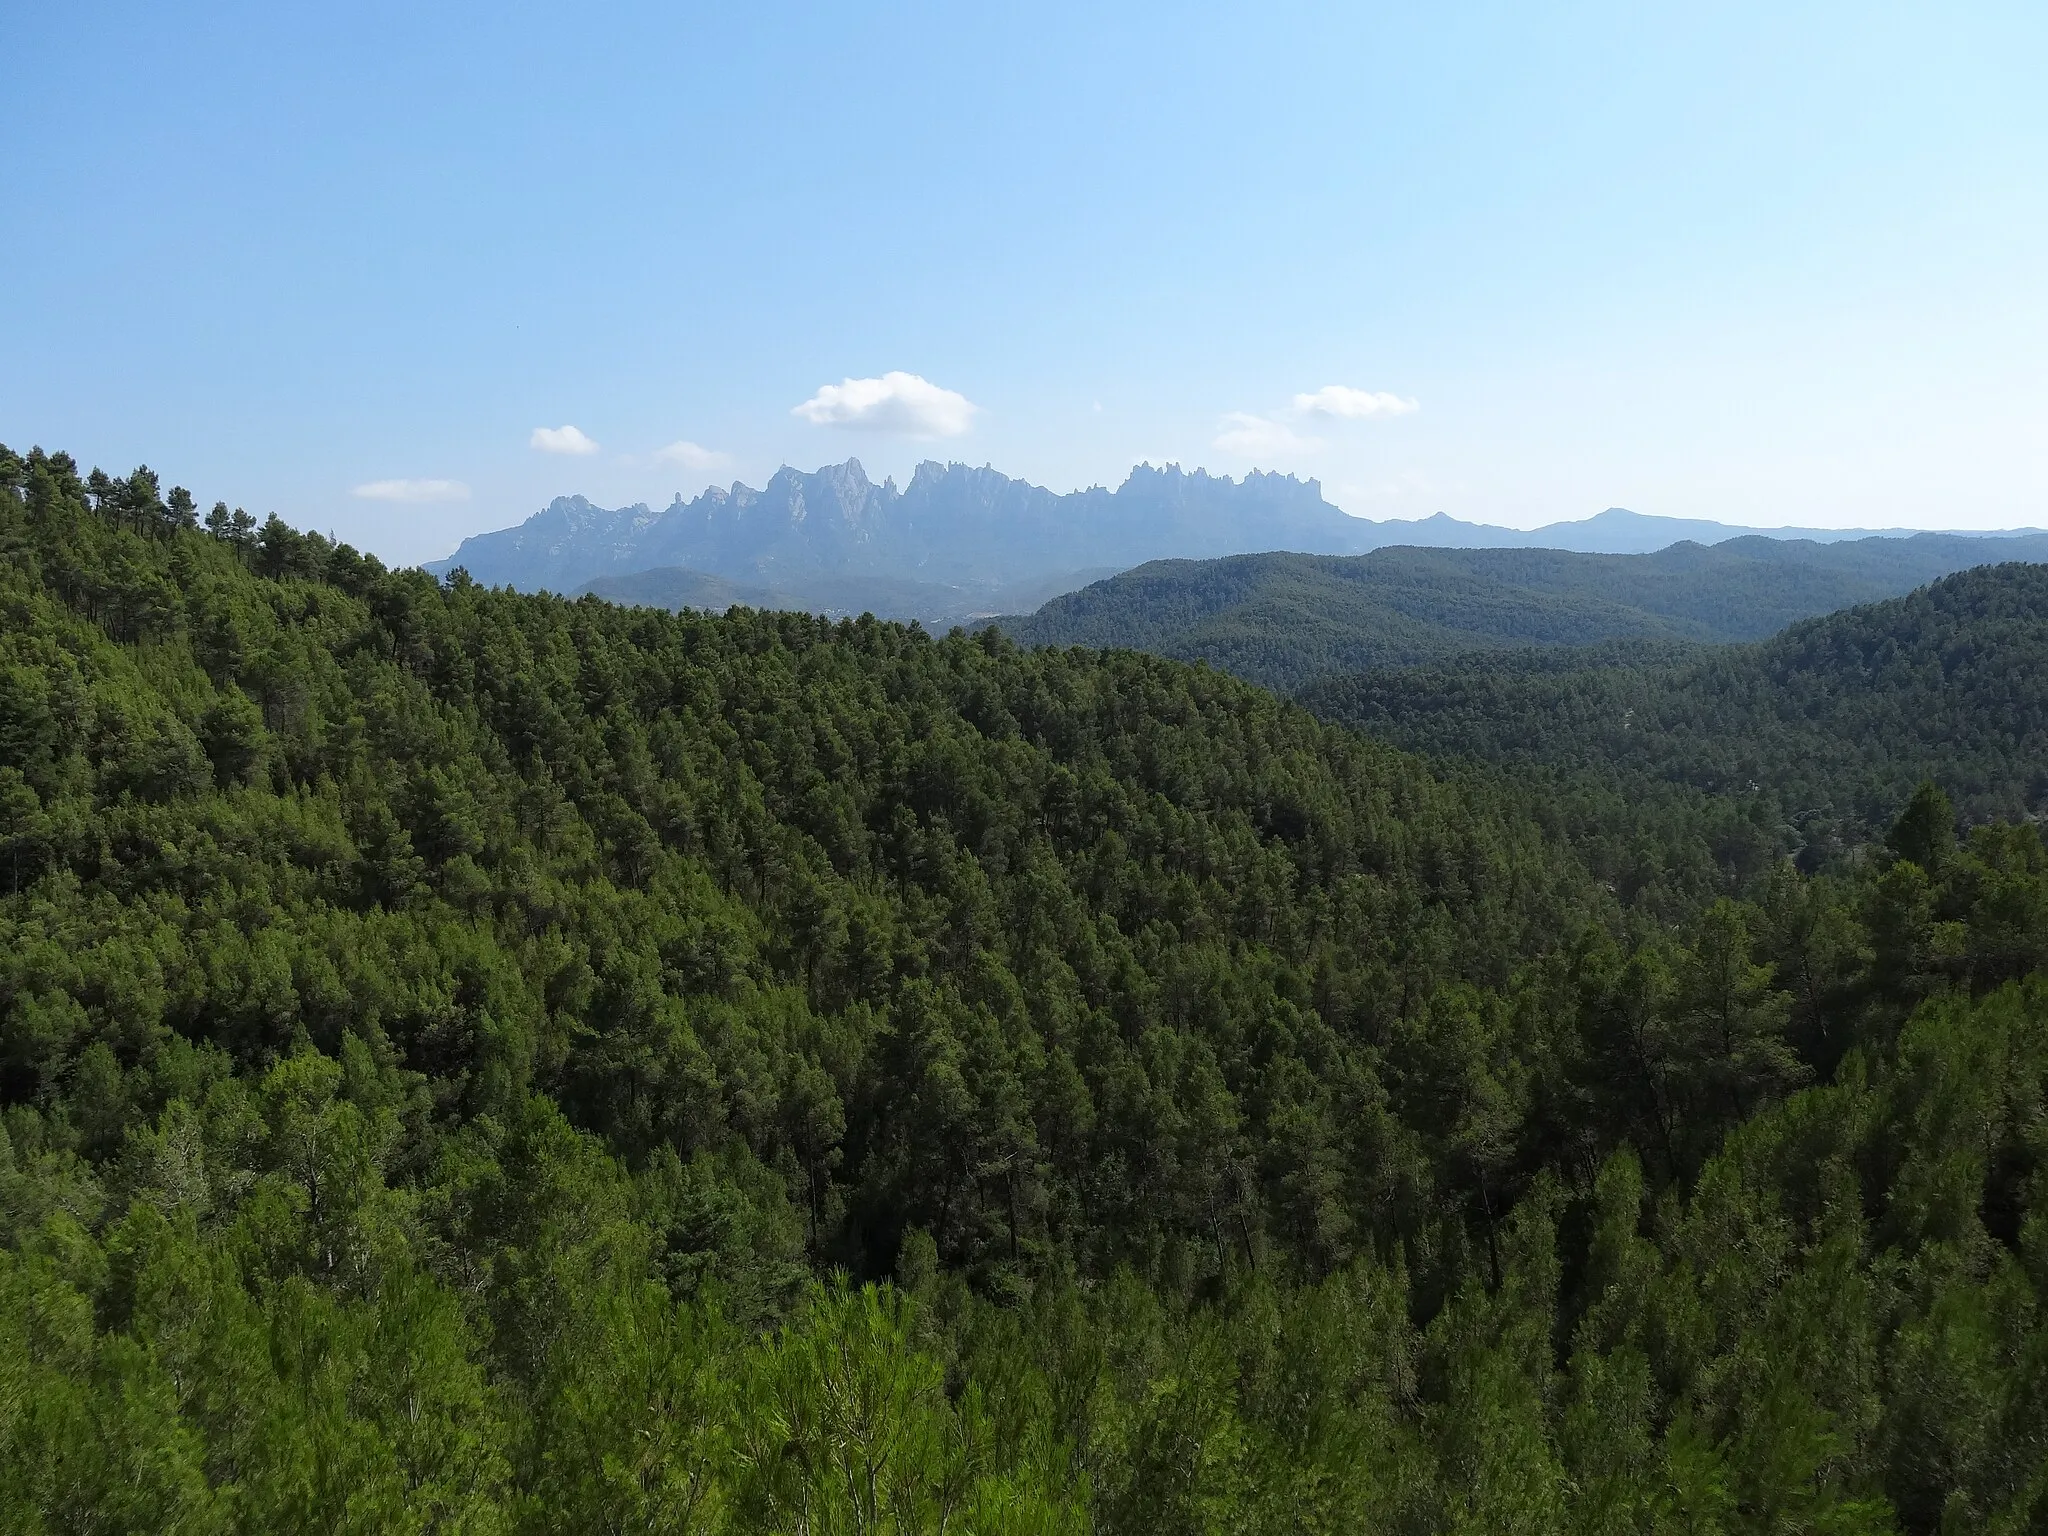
[
  {"left": 431, "top": 460, "right": 1378, "bottom": 613},
  {"left": 428, "top": 458, "right": 2042, "bottom": 621}
]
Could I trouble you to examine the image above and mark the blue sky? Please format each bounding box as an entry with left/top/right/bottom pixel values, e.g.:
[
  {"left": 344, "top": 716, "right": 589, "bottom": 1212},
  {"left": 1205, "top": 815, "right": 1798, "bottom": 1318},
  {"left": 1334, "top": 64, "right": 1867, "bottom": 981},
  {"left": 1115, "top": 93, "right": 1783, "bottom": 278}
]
[{"left": 5, "top": 1, "right": 2045, "bottom": 564}]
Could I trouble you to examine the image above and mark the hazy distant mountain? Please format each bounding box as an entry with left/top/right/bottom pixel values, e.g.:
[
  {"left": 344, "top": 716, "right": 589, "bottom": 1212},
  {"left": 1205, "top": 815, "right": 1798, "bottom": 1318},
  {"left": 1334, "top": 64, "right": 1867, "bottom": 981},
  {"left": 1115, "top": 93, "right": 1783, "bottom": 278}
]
[
  {"left": 427, "top": 457, "right": 2042, "bottom": 615},
  {"left": 1370, "top": 506, "right": 2045, "bottom": 555},
  {"left": 431, "top": 459, "right": 1382, "bottom": 599}
]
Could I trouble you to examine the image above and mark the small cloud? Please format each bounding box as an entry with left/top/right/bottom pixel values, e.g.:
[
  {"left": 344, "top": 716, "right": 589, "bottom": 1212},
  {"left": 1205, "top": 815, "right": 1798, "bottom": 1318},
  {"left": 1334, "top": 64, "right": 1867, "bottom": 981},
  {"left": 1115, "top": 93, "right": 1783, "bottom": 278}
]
[
  {"left": 792, "top": 372, "right": 978, "bottom": 437},
  {"left": 351, "top": 478, "right": 471, "bottom": 504},
  {"left": 1213, "top": 412, "right": 1318, "bottom": 458},
  {"left": 1292, "top": 385, "right": 1418, "bottom": 419},
  {"left": 531, "top": 424, "right": 600, "bottom": 455},
  {"left": 655, "top": 439, "right": 732, "bottom": 472}
]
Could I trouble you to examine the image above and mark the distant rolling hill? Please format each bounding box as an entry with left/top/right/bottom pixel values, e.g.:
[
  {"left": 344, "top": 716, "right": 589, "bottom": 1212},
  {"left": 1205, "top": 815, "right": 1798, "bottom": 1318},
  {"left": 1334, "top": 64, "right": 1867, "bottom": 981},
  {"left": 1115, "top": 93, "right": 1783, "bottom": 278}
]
[
  {"left": 1298, "top": 562, "right": 2048, "bottom": 860},
  {"left": 996, "top": 532, "right": 2048, "bottom": 690}
]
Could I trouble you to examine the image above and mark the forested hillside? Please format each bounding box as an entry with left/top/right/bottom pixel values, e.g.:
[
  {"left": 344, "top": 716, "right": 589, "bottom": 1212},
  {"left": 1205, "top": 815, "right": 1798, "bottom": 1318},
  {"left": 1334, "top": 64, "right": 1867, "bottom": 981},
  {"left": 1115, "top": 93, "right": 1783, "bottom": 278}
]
[
  {"left": 578, "top": 562, "right": 1113, "bottom": 627},
  {"left": 1002, "top": 534, "right": 2048, "bottom": 690},
  {"left": 1302, "top": 563, "right": 2048, "bottom": 874},
  {"left": 4, "top": 445, "right": 2046, "bottom": 1532}
]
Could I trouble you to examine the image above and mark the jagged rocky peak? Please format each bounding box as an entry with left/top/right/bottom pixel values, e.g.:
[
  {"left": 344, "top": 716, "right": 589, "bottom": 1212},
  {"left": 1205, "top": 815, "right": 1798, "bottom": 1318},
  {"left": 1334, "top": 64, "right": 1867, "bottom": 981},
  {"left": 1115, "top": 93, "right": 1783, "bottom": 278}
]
[
  {"left": 1240, "top": 468, "right": 1322, "bottom": 495},
  {"left": 542, "top": 494, "right": 650, "bottom": 530},
  {"left": 1115, "top": 461, "right": 1317, "bottom": 499},
  {"left": 432, "top": 454, "right": 1384, "bottom": 593},
  {"left": 805, "top": 457, "right": 881, "bottom": 498},
  {"left": 900, "top": 460, "right": 1046, "bottom": 508}
]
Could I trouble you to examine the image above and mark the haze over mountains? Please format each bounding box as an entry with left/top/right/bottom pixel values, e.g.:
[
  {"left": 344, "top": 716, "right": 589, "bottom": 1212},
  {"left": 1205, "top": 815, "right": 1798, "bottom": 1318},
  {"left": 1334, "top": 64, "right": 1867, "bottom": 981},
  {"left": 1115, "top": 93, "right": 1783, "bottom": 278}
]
[
  {"left": 429, "top": 457, "right": 2041, "bottom": 622},
  {"left": 433, "top": 459, "right": 1391, "bottom": 613}
]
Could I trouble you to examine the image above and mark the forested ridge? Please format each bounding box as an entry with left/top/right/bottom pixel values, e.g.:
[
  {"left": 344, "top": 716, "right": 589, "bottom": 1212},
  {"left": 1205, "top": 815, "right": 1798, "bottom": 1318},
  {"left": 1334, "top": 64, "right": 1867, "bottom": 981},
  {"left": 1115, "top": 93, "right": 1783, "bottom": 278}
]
[
  {"left": 576, "top": 563, "right": 1114, "bottom": 629},
  {"left": 1000, "top": 536, "right": 2048, "bottom": 691},
  {"left": 3, "top": 444, "right": 2047, "bottom": 1532},
  {"left": 1301, "top": 564, "right": 2048, "bottom": 885}
]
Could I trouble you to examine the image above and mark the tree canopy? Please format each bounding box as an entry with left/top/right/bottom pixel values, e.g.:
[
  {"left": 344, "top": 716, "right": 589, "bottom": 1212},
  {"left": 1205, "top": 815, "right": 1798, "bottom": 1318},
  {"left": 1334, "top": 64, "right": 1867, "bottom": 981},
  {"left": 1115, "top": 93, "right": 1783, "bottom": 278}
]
[
  {"left": 999, "top": 536, "right": 2048, "bottom": 691},
  {"left": 2, "top": 443, "right": 2045, "bottom": 1532}
]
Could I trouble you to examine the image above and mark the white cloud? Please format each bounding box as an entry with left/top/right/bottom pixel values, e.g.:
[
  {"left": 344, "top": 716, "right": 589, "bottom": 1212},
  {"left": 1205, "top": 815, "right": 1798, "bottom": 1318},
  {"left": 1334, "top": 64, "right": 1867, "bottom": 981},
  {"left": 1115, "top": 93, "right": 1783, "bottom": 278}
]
[
  {"left": 654, "top": 439, "right": 732, "bottom": 472},
  {"left": 531, "top": 424, "right": 600, "bottom": 455},
  {"left": 792, "top": 372, "right": 978, "bottom": 437},
  {"left": 1213, "top": 412, "right": 1318, "bottom": 459},
  {"left": 1292, "top": 385, "right": 1419, "bottom": 419},
  {"left": 351, "top": 478, "right": 471, "bottom": 503}
]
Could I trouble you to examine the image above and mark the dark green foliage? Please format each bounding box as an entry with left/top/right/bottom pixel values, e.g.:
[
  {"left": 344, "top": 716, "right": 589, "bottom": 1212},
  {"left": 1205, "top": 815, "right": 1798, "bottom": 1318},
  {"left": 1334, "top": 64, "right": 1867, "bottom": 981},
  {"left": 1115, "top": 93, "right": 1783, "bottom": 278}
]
[
  {"left": 1889, "top": 782, "right": 1958, "bottom": 877},
  {"left": 580, "top": 563, "right": 1117, "bottom": 628},
  {"left": 1, "top": 441, "right": 2045, "bottom": 1530},
  {"left": 1001, "top": 535, "right": 2048, "bottom": 691},
  {"left": 1302, "top": 565, "right": 2048, "bottom": 900}
]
